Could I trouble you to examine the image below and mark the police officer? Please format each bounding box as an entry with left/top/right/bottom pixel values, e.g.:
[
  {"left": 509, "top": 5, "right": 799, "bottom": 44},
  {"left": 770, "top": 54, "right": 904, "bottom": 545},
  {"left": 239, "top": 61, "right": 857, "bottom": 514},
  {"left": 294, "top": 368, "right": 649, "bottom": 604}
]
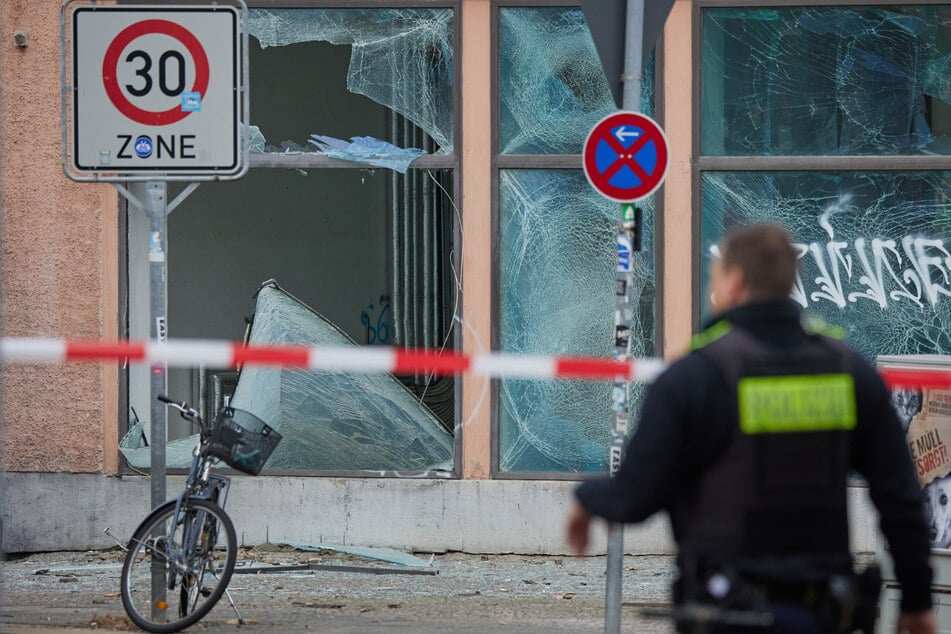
[{"left": 566, "top": 223, "right": 936, "bottom": 633}]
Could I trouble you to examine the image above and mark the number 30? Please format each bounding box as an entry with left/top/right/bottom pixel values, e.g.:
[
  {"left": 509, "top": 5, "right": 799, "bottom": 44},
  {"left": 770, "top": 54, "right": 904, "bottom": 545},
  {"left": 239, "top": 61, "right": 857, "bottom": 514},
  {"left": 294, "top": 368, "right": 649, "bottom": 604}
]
[{"left": 124, "top": 49, "right": 186, "bottom": 97}]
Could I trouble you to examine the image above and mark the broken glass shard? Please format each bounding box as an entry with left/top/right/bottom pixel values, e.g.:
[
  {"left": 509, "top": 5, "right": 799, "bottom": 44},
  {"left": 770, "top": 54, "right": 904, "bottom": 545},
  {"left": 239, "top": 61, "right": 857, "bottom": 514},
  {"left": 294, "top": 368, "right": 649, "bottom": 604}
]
[
  {"left": 121, "top": 282, "right": 453, "bottom": 472},
  {"left": 228, "top": 282, "right": 452, "bottom": 472},
  {"left": 309, "top": 135, "right": 426, "bottom": 173}
]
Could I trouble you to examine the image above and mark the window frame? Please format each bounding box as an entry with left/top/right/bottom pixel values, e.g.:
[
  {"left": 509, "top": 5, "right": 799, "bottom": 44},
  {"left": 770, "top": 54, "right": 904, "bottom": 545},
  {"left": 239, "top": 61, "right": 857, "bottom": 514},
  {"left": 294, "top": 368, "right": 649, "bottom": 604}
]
[
  {"left": 692, "top": 0, "right": 951, "bottom": 331},
  {"left": 490, "top": 0, "right": 666, "bottom": 479},
  {"left": 120, "top": 0, "right": 464, "bottom": 479}
]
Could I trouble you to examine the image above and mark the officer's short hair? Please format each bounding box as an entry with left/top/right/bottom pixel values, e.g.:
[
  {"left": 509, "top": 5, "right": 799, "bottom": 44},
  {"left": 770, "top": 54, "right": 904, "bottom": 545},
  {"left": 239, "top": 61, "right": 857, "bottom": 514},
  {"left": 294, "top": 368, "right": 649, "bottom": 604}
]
[{"left": 720, "top": 223, "right": 798, "bottom": 300}]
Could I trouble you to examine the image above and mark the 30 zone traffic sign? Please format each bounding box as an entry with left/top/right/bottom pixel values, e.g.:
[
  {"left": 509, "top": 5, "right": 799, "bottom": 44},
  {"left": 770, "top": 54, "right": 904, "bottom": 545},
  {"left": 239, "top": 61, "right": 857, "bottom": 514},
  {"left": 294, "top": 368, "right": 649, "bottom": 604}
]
[{"left": 68, "top": 4, "right": 243, "bottom": 177}]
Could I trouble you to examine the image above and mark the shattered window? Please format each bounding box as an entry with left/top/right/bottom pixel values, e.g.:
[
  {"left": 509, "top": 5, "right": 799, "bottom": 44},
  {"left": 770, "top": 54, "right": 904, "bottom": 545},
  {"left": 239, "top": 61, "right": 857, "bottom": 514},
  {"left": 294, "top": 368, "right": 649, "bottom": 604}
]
[
  {"left": 499, "top": 7, "right": 617, "bottom": 154},
  {"left": 700, "top": 171, "right": 951, "bottom": 359},
  {"left": 699, "top": 6, "right": 951, "bottom": 365},
  {"left": 702, "top": 6, "right": 951, "bottom": 156},
  {"left": 126, "top": 7, "right": 458, "bottom": 474},
  {"left": 498, "top": 170, "right": 655, "bottom": 473},
  {"left": 496, "top": 7, "right": 656, "bottom": 473},
  {"left": 248, "top": 8, "right": 453, "bottom": 155}
]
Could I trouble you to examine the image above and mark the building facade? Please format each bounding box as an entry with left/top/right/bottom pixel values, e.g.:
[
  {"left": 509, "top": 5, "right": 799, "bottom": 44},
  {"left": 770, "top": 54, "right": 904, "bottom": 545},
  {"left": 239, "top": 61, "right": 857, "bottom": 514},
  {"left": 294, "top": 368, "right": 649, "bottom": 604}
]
[{"left": 1, "top": 0, "right": 948, "bottom": 554}]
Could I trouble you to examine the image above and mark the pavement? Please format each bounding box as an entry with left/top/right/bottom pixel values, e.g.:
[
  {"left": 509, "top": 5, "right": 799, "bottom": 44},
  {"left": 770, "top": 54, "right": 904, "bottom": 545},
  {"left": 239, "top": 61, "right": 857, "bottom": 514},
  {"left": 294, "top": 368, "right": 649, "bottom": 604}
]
[{"left": 0, "top": 546, "right": 677, "bottom": 633}]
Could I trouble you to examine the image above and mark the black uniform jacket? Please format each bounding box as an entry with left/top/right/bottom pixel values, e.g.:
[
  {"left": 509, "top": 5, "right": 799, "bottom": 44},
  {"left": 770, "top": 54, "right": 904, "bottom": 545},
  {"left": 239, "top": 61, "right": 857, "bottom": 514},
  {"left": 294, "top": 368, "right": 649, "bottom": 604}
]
[{"left": 575, "top": 299, "right": 934, "bottom": 611}]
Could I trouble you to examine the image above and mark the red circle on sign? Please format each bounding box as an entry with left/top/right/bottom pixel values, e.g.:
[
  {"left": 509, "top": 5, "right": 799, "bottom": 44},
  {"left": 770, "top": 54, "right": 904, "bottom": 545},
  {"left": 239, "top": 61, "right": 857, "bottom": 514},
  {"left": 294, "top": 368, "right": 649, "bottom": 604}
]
[
  {"left": 102, "top": 19, "right": 210, "bottom": 126},
  {"left": 583, "top": 111, "right": 669, "bottom": 202}
]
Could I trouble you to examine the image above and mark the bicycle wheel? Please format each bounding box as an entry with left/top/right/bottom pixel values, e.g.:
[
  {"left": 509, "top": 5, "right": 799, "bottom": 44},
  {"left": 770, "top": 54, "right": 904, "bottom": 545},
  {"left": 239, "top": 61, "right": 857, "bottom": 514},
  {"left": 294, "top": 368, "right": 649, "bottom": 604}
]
[{"left": 121, "top": 498, "right": 237, "bottom": 633}]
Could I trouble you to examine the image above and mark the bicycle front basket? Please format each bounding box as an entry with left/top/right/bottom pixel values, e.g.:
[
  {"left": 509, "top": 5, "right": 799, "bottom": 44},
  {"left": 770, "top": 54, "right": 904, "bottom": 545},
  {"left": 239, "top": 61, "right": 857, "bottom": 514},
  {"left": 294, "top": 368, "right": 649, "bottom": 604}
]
[{"left": 206, "top": 407, "right": 282, "bottom": 475}]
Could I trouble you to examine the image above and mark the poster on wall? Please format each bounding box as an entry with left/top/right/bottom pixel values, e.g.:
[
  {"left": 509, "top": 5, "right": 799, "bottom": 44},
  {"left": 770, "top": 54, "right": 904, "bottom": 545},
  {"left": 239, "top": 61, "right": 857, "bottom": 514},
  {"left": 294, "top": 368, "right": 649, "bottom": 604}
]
[{"left": 893, "top": 385, "right": 951, "bottom": 549}]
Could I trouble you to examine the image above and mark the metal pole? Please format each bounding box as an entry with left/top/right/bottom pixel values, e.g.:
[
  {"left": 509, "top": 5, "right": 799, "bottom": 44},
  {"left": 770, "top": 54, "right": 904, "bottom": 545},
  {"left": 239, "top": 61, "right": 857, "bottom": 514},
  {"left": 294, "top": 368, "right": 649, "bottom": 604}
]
[
  {"left": 604, "top": 1, "right": 645, "bottom": 632},
  {"left": 116, "top": 180, "right": 200, "bottom": 622},
  {"left": 622, "top": 0, "right": 645, "bottom": 112},
  {"left": 145, "top": 181, "right": 169, "bottom": 621},
  {"left": 145, "top": 181, "right": 169, "bottom": 511},
  {"left": 605, "top": 217, "right": 636, "bottom": 634}
]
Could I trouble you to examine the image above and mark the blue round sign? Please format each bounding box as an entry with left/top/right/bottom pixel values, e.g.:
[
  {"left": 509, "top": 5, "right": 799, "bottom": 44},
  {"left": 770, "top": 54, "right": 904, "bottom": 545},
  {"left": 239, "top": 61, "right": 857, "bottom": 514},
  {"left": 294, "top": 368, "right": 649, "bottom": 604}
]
[
  {"left": 134, "top": 135, "right": 153, "bottom": 159},
  {"left": 583, "top": 112, "right": 669, "bottom": 202}
]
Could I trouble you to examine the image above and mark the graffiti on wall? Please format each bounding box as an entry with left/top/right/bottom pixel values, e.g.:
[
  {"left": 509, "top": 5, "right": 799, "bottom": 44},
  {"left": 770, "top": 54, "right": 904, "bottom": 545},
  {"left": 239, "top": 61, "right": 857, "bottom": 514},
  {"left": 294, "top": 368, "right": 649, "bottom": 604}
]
[
  {"left": 360, "top": 296, "right": 392, "bottom": 344},
  {"left": 712, "top": 206, "right": 951, "bottom": 311}
]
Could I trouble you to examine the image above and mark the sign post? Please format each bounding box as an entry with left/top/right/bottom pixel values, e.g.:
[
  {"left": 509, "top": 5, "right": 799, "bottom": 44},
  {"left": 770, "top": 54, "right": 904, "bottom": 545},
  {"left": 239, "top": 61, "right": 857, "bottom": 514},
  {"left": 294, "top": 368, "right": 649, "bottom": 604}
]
[
  {"left": 579, "top": 0, "right": 674, "bottom": 109},
  {"left": 62, "top": 4, "right": 248, "bottom": 615},
  {"left": 583, "top": 108, "right": 669, "bottom": 634},
  {"left": 63, "top": 0, "right": 248, "bottom": 620}
]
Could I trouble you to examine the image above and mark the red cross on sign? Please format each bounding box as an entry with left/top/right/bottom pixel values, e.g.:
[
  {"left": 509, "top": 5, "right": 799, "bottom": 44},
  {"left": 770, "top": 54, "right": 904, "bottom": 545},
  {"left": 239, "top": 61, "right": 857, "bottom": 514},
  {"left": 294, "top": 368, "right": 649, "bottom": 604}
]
[{"left": 583, "top": 111, "right": 669, "bottom": 202}]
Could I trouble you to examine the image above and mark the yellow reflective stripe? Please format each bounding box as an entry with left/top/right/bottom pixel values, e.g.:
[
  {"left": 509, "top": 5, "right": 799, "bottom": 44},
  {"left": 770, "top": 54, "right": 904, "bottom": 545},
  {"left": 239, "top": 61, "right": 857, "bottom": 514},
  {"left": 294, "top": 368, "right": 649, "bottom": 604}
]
[
  {"left": 738, "top": 374, "right": 856, "bottom": 434},
  {"left": 690, "top": 320, "right": 732, "bottom": 351}
]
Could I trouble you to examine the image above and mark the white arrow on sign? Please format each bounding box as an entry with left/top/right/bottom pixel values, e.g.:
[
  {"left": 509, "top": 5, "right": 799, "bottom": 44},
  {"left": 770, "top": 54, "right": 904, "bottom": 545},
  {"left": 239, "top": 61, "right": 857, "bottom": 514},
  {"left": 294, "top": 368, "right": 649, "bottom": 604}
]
[{"left": 614, "top": 126, "right": 640, "bottom": 143}]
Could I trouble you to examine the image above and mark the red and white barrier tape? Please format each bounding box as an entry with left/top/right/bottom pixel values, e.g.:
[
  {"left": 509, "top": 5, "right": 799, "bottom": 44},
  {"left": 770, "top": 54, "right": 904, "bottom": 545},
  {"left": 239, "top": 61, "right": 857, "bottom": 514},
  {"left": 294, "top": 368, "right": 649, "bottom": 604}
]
[
  {"left": 0, "top": 337, "right": 667, "bottom": 383},
  {"left": 3, "top": 337, "right": 946, "bottom": 388},
  {"left": 879, "top": 368, "right": 951, "bottom": 390}
]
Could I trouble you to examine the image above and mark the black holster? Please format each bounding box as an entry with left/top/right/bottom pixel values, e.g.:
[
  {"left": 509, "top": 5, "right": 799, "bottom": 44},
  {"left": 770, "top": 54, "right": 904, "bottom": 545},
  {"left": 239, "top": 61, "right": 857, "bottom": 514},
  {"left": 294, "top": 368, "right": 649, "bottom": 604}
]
[
  {"left": 819, "top": 564, "right": 881, "bottom": 634},
  {"left": 672, "top": 563, "right": 881, "bottom": 633}
]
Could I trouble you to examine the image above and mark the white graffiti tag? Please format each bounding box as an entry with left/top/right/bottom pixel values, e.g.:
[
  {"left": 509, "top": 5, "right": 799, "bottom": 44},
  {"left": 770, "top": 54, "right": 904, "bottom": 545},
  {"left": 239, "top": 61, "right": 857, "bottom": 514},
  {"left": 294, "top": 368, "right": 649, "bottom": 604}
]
[
  {"left": 709, "top": 218, "right": 951, "bottom": 311},
  {"left": 795, "top": 228, "right": 948, "bottom": 310}
]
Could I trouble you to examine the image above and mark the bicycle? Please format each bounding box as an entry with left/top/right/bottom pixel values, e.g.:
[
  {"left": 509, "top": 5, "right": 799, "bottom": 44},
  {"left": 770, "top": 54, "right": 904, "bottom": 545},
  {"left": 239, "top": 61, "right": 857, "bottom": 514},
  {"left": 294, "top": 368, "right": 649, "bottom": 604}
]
[{"left": 121, "top": 394, "right": 282, "bottom": 632}]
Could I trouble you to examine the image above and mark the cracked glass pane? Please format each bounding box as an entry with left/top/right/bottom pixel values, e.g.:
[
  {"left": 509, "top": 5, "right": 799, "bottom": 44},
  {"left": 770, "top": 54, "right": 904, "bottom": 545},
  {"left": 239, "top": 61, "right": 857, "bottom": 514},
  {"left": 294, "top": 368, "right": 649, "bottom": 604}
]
[
  {"left": 499, "top": 170, "right": 655, "bottom": 473},
  {"left": 248, "top": 8, "right": 453, "bottom": 154},
  {"left": 496, "top": 6, "right": 657, "bottom": 473},
  {"left": 499, "top": 7, "right": 653, "bottom": 154},
  {"left": 230, "top": 283, "right": 453, "bottom": 472},
  {"left": 702, "top": 6, "right": 951, "bottom": 156},
  {"left": 122, "top": 283, "right": 454, "bottom": 472},
  {"left": 700, "top": 171, "right": 951, "bottom": 359}
]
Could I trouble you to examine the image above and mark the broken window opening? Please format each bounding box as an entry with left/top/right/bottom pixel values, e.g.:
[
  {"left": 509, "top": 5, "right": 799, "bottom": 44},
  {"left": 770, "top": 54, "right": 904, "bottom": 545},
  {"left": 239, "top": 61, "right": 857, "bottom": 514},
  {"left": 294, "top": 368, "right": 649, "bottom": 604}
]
[
  {"left": 123, "top": 6, "right": 459, "bottom": 473},
  {"left": 247, "top": 8, "right": 454, "bottom": 160},
  {"left": 124, "top": 166, "right": 458, "bottom": 472}
]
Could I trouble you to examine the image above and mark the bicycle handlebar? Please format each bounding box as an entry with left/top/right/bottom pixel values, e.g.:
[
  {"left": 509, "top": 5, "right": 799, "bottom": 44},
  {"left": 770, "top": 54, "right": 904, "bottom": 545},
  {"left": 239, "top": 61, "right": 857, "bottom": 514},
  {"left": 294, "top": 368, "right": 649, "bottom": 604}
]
[{"left": 157, "top": 394, "right": 201, "bottom": 422}]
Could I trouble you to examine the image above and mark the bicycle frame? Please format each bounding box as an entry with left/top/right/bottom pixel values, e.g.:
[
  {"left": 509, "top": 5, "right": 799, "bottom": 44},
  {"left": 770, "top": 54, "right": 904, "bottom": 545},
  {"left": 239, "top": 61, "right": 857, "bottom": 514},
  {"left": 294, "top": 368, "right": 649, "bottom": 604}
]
[{"left": 155, "top": 402, "right": 232, "bottom": 581}]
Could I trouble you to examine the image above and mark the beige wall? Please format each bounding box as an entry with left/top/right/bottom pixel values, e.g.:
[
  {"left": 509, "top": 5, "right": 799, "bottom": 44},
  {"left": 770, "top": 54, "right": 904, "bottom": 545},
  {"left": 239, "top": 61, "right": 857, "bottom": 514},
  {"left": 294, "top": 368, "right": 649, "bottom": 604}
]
[
  {"left": 460, "top": 0, "right": 493, "bottom": 479},
  {"left": 0, "top": 2, "right": 119, "bottom": 472},
  {"left": 661, "top": 0, "right": 694, "bottom": 360}
]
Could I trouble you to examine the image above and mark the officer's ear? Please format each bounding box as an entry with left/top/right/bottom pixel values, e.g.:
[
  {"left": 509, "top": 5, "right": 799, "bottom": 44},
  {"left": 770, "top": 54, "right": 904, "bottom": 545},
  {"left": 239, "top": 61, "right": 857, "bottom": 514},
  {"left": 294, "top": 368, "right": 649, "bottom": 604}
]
[{"left": 724, "top": 265, "right": 749, "bottom": 307}]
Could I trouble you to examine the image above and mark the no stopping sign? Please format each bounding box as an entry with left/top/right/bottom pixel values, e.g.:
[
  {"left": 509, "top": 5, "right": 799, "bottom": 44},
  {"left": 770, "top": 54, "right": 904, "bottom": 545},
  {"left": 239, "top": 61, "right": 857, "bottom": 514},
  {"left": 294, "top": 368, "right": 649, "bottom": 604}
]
[
  {"left": 69, "top": 5, "right": 242, "bottom": 176},
  {"left": 583, "top": 111, "right": 669, "bottom": 202}
]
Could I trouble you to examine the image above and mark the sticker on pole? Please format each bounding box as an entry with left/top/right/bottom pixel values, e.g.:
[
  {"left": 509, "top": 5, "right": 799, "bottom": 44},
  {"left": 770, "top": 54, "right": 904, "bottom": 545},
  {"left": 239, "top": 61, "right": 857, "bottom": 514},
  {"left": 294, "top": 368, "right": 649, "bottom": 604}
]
[
  {"left": 583, "top": 111, "right": 669, "bottom": 202},
  {"left": 67, "top": 4, "right": 244, "bottom": 178}
]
